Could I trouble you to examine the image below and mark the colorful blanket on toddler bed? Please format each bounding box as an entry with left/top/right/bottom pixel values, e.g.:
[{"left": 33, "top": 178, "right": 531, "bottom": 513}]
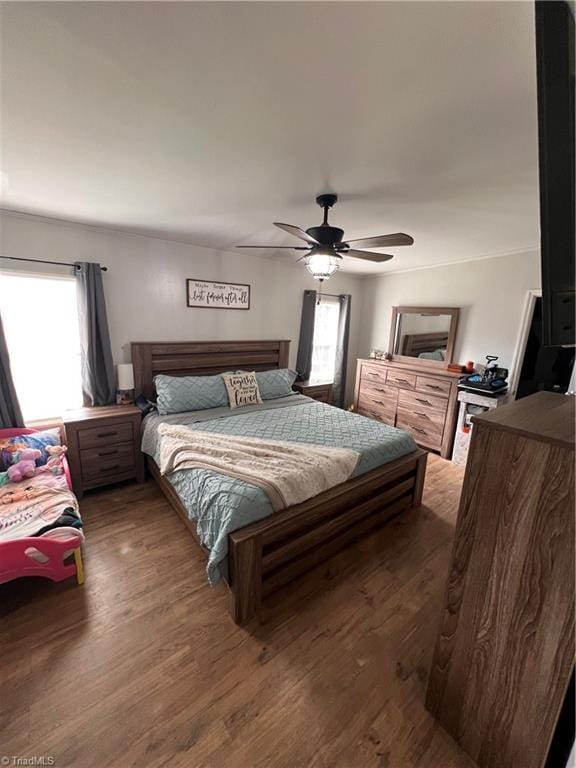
[{"left": 0, "top": 473, "right": 81, "bottom": 541}]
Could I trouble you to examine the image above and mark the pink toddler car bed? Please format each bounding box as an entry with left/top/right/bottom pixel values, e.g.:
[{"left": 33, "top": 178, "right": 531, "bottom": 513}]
[{"left": 0, "top": 427, "right": 84, "bottom": 586}]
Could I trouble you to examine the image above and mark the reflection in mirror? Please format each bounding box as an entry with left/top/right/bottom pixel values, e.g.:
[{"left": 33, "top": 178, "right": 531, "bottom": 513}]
[{"left": 394, "top": 312, "right": 453, "bottom": 362}]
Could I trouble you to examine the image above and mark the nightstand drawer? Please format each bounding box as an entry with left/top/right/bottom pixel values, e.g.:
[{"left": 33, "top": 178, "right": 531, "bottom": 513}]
[
  {"left": 80, "top": 442, "right": 135, "bottom": 465},
  {"left": 81, "top": 451, "right": 136, "bottom": 481},
  {"left": 78, "top": 422, "right": 134, "bottom": 450},
  {"left": 83, "top": 469, "right": 139, "bottom": 491}
]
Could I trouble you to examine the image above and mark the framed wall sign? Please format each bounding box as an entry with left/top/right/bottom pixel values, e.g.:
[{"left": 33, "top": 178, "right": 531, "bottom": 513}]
[{"left": 186, "top": 279, "right": 251, "bottom": 310}]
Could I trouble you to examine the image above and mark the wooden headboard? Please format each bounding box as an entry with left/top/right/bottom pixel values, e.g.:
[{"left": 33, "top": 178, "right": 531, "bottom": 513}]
[
  {"left": 131, "top": 339, "right": 291, "bottom": 400},
  {"left": 401, "top": 332, "right": 449, "bottom": 357}
]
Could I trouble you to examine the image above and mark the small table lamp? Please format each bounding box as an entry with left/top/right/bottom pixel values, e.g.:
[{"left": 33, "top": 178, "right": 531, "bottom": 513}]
[{"left": 116, "top": 363, "right": 135, "bottom": 405}]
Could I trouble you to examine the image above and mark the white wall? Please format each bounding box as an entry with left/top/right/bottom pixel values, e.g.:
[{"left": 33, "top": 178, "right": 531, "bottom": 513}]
[
  {"left": 359, "top": 250, "right": 541, "bottom": 373},
  {"left": 0, "top": 211, "right": 365, "bottom": 401},
  {"left": 1, "top": 211, "right": 542, "bottom": 398}
]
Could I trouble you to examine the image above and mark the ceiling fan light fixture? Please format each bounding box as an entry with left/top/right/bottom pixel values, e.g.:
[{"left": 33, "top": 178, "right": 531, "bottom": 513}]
[
  {"left": 304, "top": 250, "right": 341, "bottom": 280},
  {"left": 235, "top": 193, "right": 414, "bottom": 272}
]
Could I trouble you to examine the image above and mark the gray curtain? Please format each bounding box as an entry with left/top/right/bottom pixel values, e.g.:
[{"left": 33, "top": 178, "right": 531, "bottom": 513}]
[
  {"left": 0, "top": 312, "right": 24, "bottom": 428},
  {"left": 295, "top": 289, "right": 317, "bottom": 381},
  {"left": 76, "top": 262, "right": 116, "bottom": 406},
  {"left": 333, "top": 294, "right": 351, "bottom": 408}
]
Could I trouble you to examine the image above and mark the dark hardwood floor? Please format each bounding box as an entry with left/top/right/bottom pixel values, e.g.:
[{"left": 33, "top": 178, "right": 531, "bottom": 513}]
[{"left": 1, "top": 455, "right": 475, "bottom": 768}]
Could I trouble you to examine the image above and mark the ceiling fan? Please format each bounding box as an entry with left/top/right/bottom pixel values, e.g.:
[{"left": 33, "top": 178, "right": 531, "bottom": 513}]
[{"left": 236, "top": 193, "right": 414, "bottom": 281}]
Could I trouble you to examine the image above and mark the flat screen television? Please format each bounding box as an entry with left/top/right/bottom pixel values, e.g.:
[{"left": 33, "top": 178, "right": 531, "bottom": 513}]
[{"left": 535, "top": 1, "right": 575, "bottom": 347}]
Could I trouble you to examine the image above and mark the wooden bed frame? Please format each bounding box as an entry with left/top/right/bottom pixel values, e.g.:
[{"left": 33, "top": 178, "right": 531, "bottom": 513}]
[
  {"left": 131, "top": 339, "right": 428, "bottom": 625},
  {"left": 401, "top": 331, "right": 450, "bottom": 357}
]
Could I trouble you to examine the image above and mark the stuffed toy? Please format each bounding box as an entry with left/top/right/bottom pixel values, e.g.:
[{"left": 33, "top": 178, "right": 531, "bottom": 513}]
[
  {"left": 38, "top": 444, "right": 68, "bottom": 476},
  {"left": 7, "top": 448, "right": 42, "bottom": 482}
]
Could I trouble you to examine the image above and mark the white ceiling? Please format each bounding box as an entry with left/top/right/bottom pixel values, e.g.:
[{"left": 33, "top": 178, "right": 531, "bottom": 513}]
[{"left": 0, "top": 1, "right": 540, "bottom": 274}]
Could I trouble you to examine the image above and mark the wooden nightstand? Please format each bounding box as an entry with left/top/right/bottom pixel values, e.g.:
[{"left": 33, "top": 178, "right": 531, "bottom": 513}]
[
  {"left": 62, "top": 405, "right": 145, "bottom": 498},
  {"left": 292, "top": 380, "right": 334, "bottom": 404}
]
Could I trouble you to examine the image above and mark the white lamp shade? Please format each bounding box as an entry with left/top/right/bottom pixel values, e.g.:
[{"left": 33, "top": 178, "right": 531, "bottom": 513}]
[{"left": 117, "top": 363, "right": 134, "bottom": 390}]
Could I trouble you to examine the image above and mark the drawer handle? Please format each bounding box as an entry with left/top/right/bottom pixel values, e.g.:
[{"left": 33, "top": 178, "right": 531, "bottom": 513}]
[
  {"left": 413, "top": 426, "right": 427, "bottom": 434},
  {"left": 99, "top": 449, "right": 118, "bottom": 457},
  {"left": 425, "top": 384, "right": 442, "bottom": 390},
  {"left": 97, "top": 431, "right": 118, "bottom": 438},
  {"left": 395, "top": 378, "right": 410, "bottom": 384},
  {"left": 100, "top": 464, "right": 119, "bottom": 472},
  {"left": 375, "top": 387, "right": 387, "bottom": 393},
  {"left": 415, "top": 398, "right": 432, "bottom": 406},
  {"left": 414, "top": 411, "right": 430, "bottom": 419},
  {"left": 374, "top": 399, "right": 386, "bottom": 406}
]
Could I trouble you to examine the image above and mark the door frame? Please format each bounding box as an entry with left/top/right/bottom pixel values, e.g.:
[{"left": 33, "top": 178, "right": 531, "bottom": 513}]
[{"left": 509, "top": 289, "right": 542, "bottom": 396}]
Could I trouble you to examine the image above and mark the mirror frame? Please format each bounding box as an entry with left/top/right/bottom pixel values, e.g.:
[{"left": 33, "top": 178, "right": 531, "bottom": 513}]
[{"left": 387, "top": 306, "right": 460, "bottom": 368}]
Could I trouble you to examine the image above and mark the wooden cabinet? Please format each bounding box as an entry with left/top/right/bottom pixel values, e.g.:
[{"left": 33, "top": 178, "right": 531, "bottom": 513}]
[
  {"left": 63, "top": 405, "right": 145, "bottom": 498},
  {"left": 353, "top": 359, "right": 460, "bottom": 458},
  {"left": 426, "top": 392, "right": 575, "bottom": 768},
  {"left": 292, "top": 380, "right": 334, "bottom": 404}
]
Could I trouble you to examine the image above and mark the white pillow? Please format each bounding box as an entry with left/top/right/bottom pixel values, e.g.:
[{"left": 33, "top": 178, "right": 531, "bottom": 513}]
[{"left": 222, "top": 371, "right": 263, "bottom": 410}]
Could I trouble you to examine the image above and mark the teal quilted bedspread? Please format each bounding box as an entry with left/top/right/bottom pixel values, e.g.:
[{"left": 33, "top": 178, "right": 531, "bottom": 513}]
[{"left": 142, "top": 396, "right": 417, "bottom": 584}]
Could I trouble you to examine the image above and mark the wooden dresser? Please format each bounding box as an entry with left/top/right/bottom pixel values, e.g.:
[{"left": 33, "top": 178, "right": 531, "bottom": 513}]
[
  {"left": 353, "top": 359, "right": 460, "bottom": 458},
  {"left": 426, "top": 392, "right": 575, "bottom": 768}
]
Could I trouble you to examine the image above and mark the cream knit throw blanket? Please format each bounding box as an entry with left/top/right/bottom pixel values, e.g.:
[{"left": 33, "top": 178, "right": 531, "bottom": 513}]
[{"left": 158, "top": 423, "right": 360, "bottom": 511}]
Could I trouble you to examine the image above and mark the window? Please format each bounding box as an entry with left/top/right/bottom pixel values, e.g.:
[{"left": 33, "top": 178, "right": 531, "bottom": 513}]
[
  {"left": 0, "top": 271, "right": 83, "bottom": 420},
  {"left": 310, "top": 296, "right": 340, "bottom": 383}
]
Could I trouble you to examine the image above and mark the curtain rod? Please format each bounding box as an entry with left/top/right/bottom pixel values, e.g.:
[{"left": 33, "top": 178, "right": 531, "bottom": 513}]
[{"left": 1, "top": 256, "right": 108, "bottom": 271}]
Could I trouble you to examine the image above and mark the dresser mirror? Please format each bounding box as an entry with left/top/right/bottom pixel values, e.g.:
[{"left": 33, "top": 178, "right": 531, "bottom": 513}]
[{"left": 388, "top": 306, "right": 459, "bottom": 368}]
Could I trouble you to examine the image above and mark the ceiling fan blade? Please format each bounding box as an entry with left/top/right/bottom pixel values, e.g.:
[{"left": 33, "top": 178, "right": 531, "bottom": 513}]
[
  {"left": 274, "top": 222, "right": 320, "bottom": 245},
  {"left": 236, "top": 245, "right": 310, "bottom": 250},
  {"left": 343, "top": 233, "right": 414, "bottom": 249},
  {"left": 344, "top": 249, "right": 395, "bottom": 263}
]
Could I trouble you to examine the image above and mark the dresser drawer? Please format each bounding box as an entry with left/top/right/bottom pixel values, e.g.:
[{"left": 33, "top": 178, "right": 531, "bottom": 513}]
[
  {"left": 81, "top": 450, "right": 136, "bottom": 481},
  {"left": 396, "top": 413, "right": 443, "bottom": 449},
  {"left": 415, "top": 375, "right": 451, "bottom": 398},
  {"left": 361, "top": 364, "right": 387, "bottom": 387},
  {"left": 358, "top": 395, "right": 396, "bottom": 420},
  {"left": 397, "top": 404, "right": 445, "bottom": 430},
  {"left": 78, "top": 422, "right": 134, "bottom": 450},
  {"left": 358, "top": 405, "right": 396, "bottom": 427},
  {"left": 361, "top": 382, "right": 398, "bottom": 407},
  {"left": 399, "top": 388, "right": 448, "bottom": 417},
  {"left": 386, "top": 371, "right": 417, "bottom": 390}
]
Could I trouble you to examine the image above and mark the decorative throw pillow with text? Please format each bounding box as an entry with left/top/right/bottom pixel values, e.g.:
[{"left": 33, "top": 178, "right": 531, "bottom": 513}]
[{"left": 222, "top": 371, "right": 263, "bottom": 410}]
